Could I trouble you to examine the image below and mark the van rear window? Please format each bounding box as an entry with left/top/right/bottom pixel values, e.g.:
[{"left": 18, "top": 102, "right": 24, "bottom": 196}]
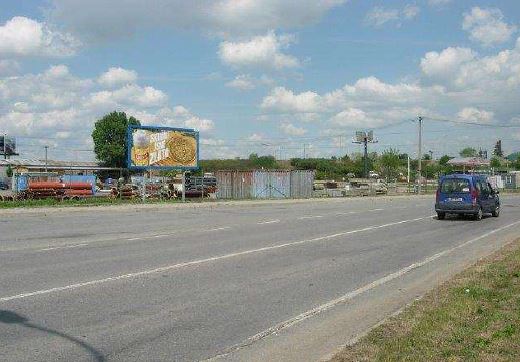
[{"left": 441, "top": 178, "right": 470, "bottom": 193}]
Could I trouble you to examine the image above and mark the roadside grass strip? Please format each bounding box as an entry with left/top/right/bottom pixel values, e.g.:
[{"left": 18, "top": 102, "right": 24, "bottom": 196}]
[{"left": 332, "top": 238, "right": 520, "bottom": 361}]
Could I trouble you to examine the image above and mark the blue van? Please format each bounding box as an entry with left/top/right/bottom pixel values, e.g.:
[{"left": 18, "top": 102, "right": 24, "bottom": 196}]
[{"left": 435, "top": 174, "right": 500, "bottom": 221}]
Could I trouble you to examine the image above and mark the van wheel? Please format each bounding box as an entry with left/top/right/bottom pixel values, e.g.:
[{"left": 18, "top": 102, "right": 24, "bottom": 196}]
[
  {"left": 437, "top": 212, "right": 445, "bottom": 220},
  {"left": 492, "top": 206, "right": 500, "bottom": 217},
  {"left": 474, "top": 207, "right": 483, "bottom": 221}
]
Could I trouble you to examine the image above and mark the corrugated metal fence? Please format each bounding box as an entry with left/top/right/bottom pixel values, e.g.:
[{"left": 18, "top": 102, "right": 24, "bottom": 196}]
[{"left": 215, "top": 170, "right": 314, "bottom": 199}]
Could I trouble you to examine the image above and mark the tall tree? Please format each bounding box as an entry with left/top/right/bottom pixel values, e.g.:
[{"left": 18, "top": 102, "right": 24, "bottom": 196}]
[
  {"left": 493, "top": 140, "right": 503, "bottom": 157},
  {"left": 459, "top": 147, "right": 477, "bottom": 158},
  {"left": 92, "top": 111, "right": 141, "bottom": 168},
  {"left": 378, "top": 148, "right": 401, "bottom": 181}
]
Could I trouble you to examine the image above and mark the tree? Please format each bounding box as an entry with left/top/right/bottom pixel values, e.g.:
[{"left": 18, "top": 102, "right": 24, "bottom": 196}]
[
  {"left": 490, "top": 157, "right": 502, "bottom": 168},
  {"left": 493, "top": 140, "right": 503, "bottom": 157},
  {"left": 378, "top": 149, "right": 401, "bottom": 181},
  {"left": 439, "top": 155, "right": 452, "bottom": 165},
  {"left": 5, "top": 165, "right": 13, "bottom": 177},
  {"left": 459, "top": 147, "right": 477, "bottom": 158},
  {"left": 92, "top": 111, "right": 140, "bottom": 168}
]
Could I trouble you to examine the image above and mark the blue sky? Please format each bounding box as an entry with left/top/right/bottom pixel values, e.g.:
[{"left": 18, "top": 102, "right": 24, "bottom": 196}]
[{"left": 1, "top": 0, "right": 520, "bottom": 161}]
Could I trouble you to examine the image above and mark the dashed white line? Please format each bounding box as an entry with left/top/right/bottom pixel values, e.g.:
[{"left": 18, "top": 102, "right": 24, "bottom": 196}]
[
  {"left": 0, "top": 215, "right": 432, "bottom": 303},
  {"left": 257, "top": 220, "right": 280, "bottom": 225},
  {"left": 298, "top": 215, "right": 324, "bottom": 220},
  {"left": 211, "top": 219, "right": 520, "bottom": 358},
  {"left": 208, "top": 226, "right": 232, "bottom": 232},
  {"left": 39, "top": 244, "right": 88, "bottom": 252}
]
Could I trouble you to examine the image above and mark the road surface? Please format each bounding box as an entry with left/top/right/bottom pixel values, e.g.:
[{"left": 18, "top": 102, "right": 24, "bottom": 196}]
[{"left": 1, "top": 196, "right": 519, "bottom": 361}]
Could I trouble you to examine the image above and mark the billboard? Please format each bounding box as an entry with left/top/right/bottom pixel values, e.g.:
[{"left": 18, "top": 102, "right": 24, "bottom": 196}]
[
  {"left": 0, "top": 135, "right": 17, "bottom": 156},
  {"left": 127, "top": 125, "right": 199, "bottom": 170}
]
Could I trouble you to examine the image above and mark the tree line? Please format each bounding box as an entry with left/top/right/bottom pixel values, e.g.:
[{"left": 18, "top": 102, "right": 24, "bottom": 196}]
[{"left": 91, "top": 112, "right": 518, "bottom": 180}]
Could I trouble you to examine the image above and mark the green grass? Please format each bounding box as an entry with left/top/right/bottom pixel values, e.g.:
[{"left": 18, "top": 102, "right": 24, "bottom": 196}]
[
  {"left": 332, "top": 240, "right": 520, "bottom": 362},
  {"left": 0, "top": 197, "right": 184, "bottom": 209}
]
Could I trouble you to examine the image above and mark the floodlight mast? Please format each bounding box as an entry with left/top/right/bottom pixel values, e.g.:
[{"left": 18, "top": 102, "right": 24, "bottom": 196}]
[{"left": 353, "top": 130, "right": 378, "bottom": 178}]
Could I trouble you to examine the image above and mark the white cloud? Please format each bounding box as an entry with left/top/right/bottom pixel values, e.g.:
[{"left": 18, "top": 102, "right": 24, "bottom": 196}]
[
  {"left": 48, "top": 0, "right": 346, "bottom": 40},
  {"left": 184, "top": 117, "right": 215, "bottom": 132},
  {"left": 261, "top": 87, "right": 322, "bottom": 113},
  {"left": 463, "top": 7, "right": 517, "bottom": 47},
  {"left": 280, "top": 123, "right": 307, "bottom": 136},
  {"left": 0, "top": 59, "right": 20, "bottom": 76},
  {"left": 98, "top": 67, "right": 138, "bottom": 87},
  {"left": 260, "top": 37, "right": 520, "bottom": 133},
  {"left": 365, "top": 5, "right": 419, "bottom": 28},
  {"left": 0, "top": 65, "right": 212, "bottom": 158},
  {"left": 226, "top": 74, "right": 255, "bottom": 90},
  {"left": 420, "top": 47, "right": 477, "bottom": 80},
  {"left": 248, "top": 133, "right": 264, "bottom": 141},
  {"left": 428, "top": 0, "right": 452, "bottom": 7},
  {"left": 457, "top": 107, "right": 494, "bottom": 124},
  {"left": 219, "top": 32, "right": 299, "bottom": 70},
  {"left": 0, "top": 16, "right": 79, "bottom": 57},
  {"left": 330, "top": 108, "right": 384, "bottom": 128},
  {"left": 88, "top": 84, "right": 168, "bottom": 109},
  {"left": 403, "top": 5, "right": 420, "bottom": 20},
  {"left": 365, "top": 7, "right": 399, "bottom": 27}
]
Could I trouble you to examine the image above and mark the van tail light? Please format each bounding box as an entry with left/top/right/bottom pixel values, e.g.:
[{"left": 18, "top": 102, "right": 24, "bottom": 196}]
[
  {"left": 471, "top": 189, "right": 478, "bottom": 206},
  {"left": 436, "top": 189, "right": 440, "bottom": 202}
]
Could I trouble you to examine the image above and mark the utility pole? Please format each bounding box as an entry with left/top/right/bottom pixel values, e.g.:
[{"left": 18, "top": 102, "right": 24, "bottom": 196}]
[
  {"left": 44, "top": 145, "right": 49, "bottom": 173},
  {"left": 303, "top": 143, "right": 307, "bottom": 159},
  {"left": 353, "top": 131, "right": 377, "bottom": 178},
  {"left": 417, "top": 116, "right": 423, "bottom": 194},
  {"left": 407, "top": 155, "right": 410, "bottom": 184},
  {"left": 3, "top": 133, "right": 6, "bottom": 160}
]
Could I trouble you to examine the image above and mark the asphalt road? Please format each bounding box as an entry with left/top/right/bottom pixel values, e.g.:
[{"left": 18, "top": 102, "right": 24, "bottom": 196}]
[{"left": 1, "top": 196, "right": 519, "bottom": 361}]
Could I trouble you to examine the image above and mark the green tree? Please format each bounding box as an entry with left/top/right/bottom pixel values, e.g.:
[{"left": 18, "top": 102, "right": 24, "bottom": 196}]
[
  {"left": 439, "top": 155, "right": 452, "bottom": 165},
  {"left": 92, "top": 111, "right": 140, "bottom": 168},
  {"left": 248, "top": 153, "right": 278, "bottom": 169},
  {"left": 490, "top": 157, "right": 502, "bottom": 168},
  {"left": 459, "top": 147, "right": 477, "bottom": 158},
  {"left": 378, "top": 148, "right": 401, "bottom": 181},
  {"left": 6, "top": 164, "right": 13, "bottom": 177}
]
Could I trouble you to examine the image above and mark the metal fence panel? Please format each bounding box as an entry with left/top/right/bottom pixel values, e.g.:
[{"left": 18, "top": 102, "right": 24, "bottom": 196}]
[
  {"left": 253, "top": 170, "right": 291, "bottom": 199},
  {"left": 216, "top": 170, "right": 314, "bottom": 199},
  {"left": 215, "top": 171, "right": 254, "bottom": 199},
  {"left": 290, "top": 170, "right": 315, "bottom": 198}
]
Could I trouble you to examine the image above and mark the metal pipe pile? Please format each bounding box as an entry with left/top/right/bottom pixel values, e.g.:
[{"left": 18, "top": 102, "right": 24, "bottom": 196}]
[{"left": 26, "top": 181, "right": 94, "bottom": 199}]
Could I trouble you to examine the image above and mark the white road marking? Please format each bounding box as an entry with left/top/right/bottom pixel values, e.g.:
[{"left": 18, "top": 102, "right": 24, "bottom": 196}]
[
  {"left": 213, "top": 219, "right": 520, "bottom": 358},
  {"left": 298, "top": 215, "right": 324, "bottom": 220},
  {"left": 208, "top": 226, "right": 232, "bottom": 231},
  {"left": 39, "top": 244, "right": 87, "bottom": 252},
  {"left": 126, "top": 226, "right": 232, "bottom": 241},
  {"left": 0, "top": 215, "right": 434, "bottom": 303},
  {"left": 257, "top": 220, "right": 280, "bottom": 225}
]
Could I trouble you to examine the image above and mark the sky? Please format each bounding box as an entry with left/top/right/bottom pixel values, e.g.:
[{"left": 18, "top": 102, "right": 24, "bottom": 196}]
[{"left": 1, "top": 0, "right": 520, "bottom": 161}]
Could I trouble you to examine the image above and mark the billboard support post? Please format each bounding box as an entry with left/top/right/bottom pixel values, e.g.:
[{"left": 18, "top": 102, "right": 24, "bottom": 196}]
[{"left": 182, "top": 171, "right": 186, "bottom": 202}]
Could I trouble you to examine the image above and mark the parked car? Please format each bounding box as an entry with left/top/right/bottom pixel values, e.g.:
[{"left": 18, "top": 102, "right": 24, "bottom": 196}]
[
  {"left": 0, "top": 181, "right": 9, "bottom": 190},
  {"left": 435, "top": 174, "right": 500, "bottom": 221}
]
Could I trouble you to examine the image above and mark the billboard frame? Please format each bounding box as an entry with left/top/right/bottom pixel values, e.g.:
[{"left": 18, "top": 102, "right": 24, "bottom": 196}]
[
  {"left": 126, "top": 125, "right": 200, "bottom": 171},
  {"left": 0, "top": 135, "right": 18, "bottom": 157}
]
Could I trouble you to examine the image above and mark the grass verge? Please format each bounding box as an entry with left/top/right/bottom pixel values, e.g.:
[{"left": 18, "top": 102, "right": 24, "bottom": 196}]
[
  {"left": 331, "top": 239, "right": 520, "bottom": 361},
  {"left": 0, "top": 197, "right": 183, "bottom": 209}
]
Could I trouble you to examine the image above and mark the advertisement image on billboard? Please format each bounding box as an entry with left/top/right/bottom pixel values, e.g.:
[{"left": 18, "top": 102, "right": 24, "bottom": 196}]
[{"left": 127, "top": 126, "right": 199, "bottom": 170}]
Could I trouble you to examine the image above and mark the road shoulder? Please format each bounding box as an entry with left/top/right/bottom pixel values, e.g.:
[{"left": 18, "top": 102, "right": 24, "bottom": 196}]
[{"left": 210, "top": 227, "right": 519, "bottom": 362}]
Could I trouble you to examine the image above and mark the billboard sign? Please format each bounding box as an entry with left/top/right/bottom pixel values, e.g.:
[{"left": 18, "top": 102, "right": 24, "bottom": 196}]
[
  {"left": 0, "top": 135, "right": 17, "bottom": 156},
  {"left": 127, "top": 125, "right": 199, "bottom": 170}
]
